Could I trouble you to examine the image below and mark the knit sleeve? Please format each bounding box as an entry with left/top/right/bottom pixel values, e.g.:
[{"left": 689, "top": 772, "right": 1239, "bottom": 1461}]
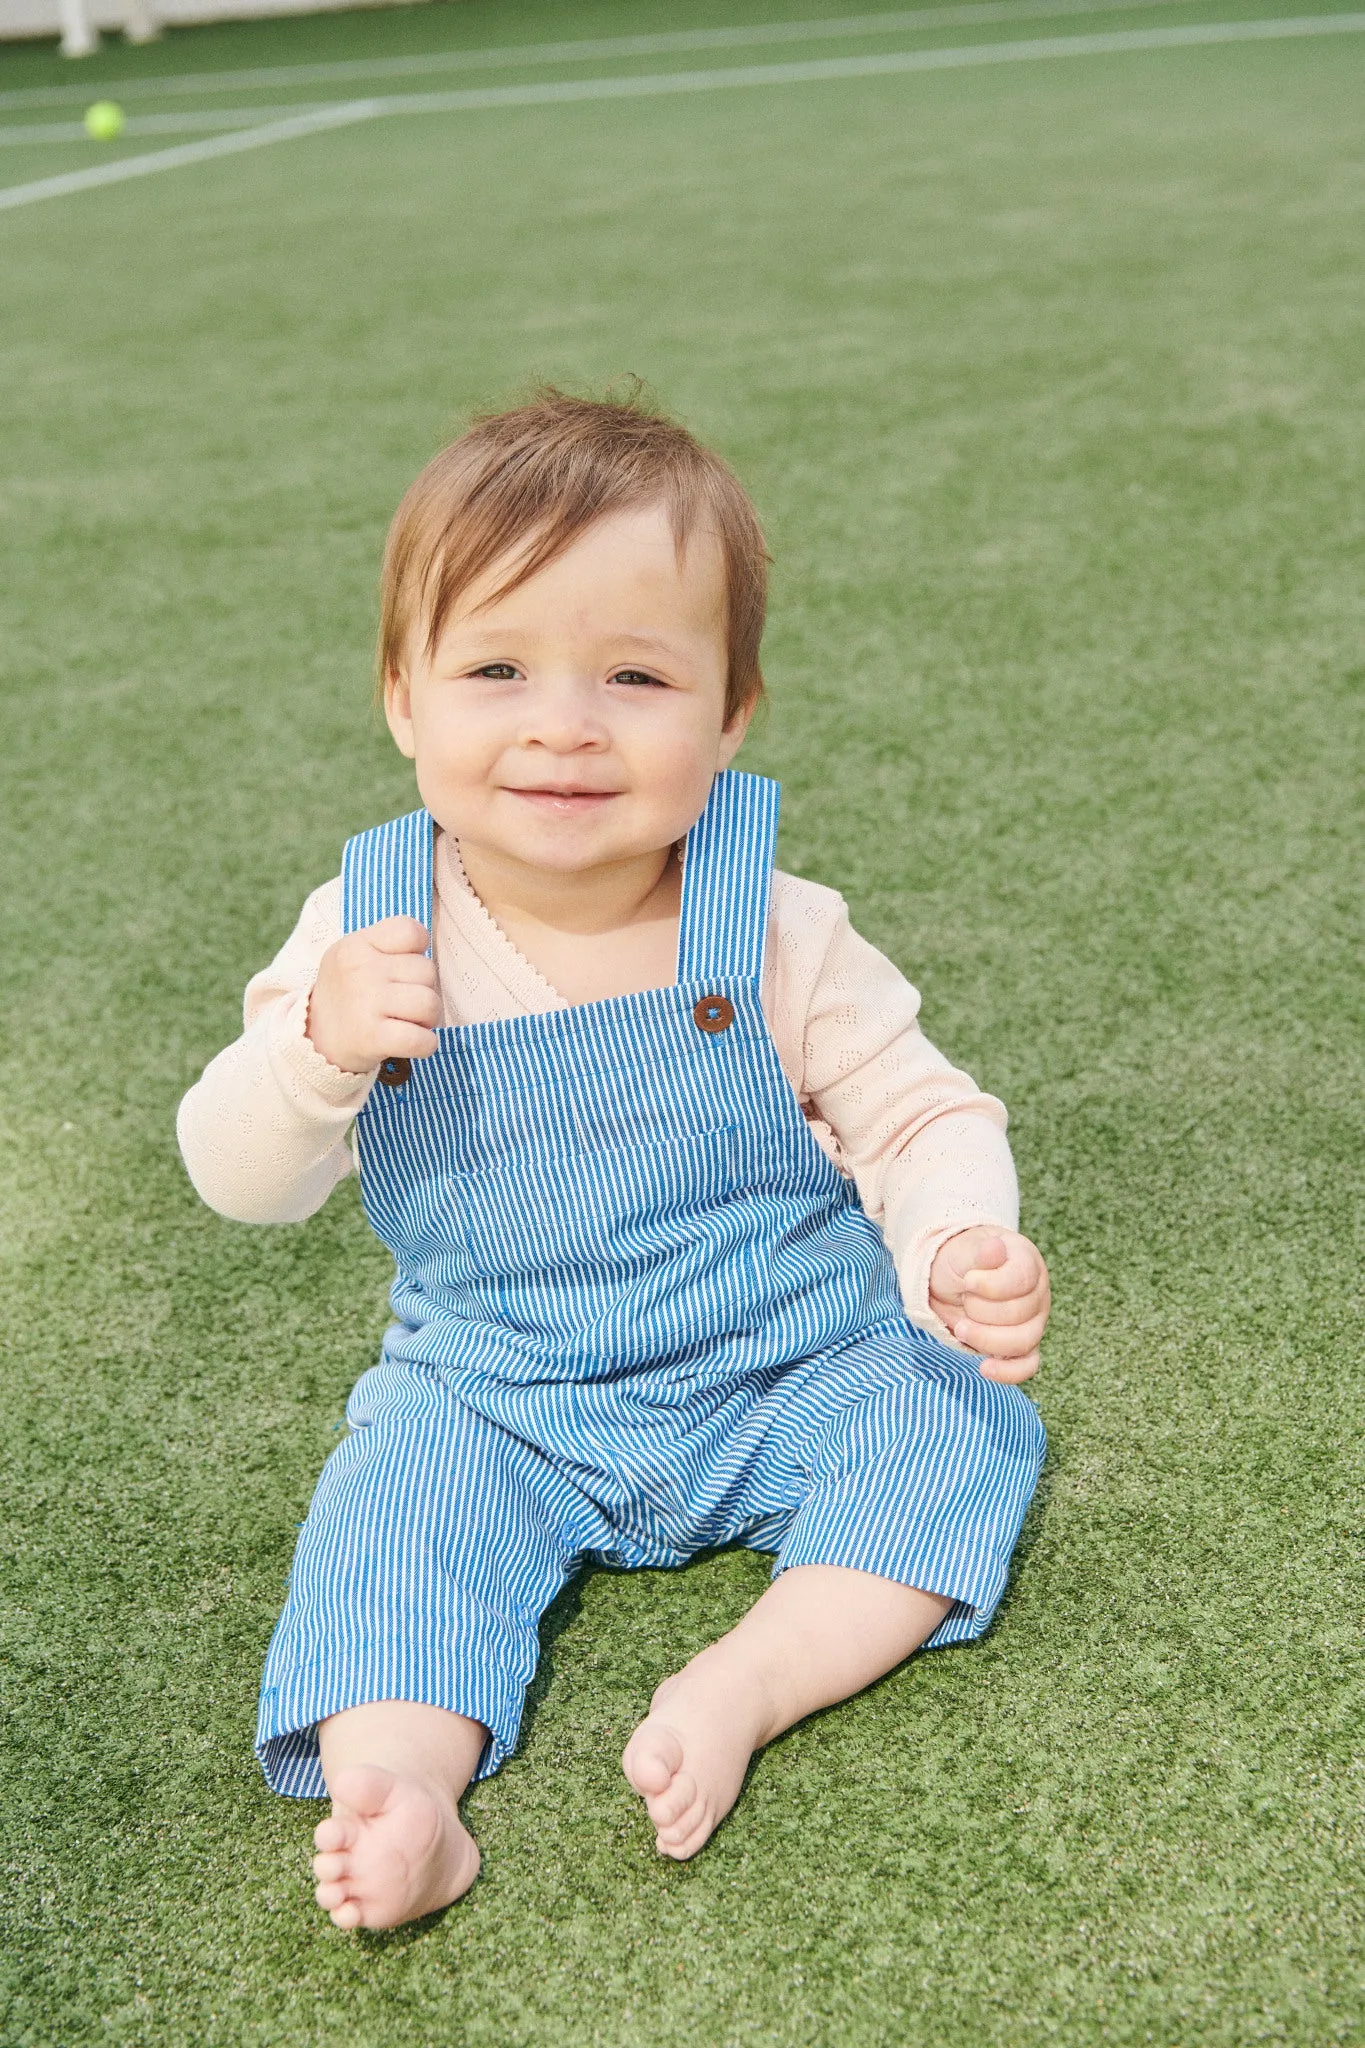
[
  {"left": 771, "top": 875, "right": 1019, "bottom": 1343},
  {"left": 176, "top": 878, "right": 374, "bottom": 1224}
]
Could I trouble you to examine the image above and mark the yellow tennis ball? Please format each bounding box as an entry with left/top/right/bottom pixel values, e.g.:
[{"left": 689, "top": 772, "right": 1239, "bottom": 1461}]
[{"left": 84, "top": 101, "right": 125, "bottom": 141}]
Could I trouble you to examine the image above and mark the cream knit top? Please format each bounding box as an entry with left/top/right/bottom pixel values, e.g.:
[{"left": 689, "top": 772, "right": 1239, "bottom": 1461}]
[{"left": 177, "top": 832, "right": 1018, "bottom": 1346}]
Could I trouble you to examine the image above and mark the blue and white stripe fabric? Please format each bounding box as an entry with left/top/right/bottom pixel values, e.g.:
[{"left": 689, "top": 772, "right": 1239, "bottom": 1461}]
[{"left": 257, "top": 770, "right": 1044, "bottom": 1794}]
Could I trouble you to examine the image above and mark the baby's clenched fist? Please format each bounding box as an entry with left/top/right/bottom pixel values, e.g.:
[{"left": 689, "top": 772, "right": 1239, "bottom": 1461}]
[
  {"left": 306, "top": 916, "right": 440, "bottom": 1076},
  {"left": 928, "top": 1226, "right": 1050, "bottom": 1384}
]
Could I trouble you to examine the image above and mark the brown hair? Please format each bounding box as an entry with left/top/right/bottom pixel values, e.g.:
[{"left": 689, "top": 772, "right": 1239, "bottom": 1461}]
[{"left": 378, "top": 388, "right": 769, "bottom": 725}]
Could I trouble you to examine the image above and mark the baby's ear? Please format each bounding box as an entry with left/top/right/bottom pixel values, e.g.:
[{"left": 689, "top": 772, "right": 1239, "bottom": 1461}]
[
  {"left": 383, "top": 665, "right": 417, "bottom": 760},
  {"left": 717, "top": 696, "right": 756, "bottom": 767}
]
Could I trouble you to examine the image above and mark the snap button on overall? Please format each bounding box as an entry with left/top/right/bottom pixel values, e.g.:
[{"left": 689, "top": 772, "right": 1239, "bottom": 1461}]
[
  {"left": 377, "top": 1057, "right": 411, "bottom": 1088},
  {"left": 692, "top": 994, "right": 734, "bottom": 1035}
]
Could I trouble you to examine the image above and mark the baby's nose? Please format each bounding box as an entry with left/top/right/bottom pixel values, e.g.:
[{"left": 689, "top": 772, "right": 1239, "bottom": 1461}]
[{"left": 519, "top": 678, "right": 610, "bottom": 750}]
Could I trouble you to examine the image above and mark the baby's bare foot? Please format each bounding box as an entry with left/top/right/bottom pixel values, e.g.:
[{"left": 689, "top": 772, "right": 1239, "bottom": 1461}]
[
  {"left": 621, "top": 1648, "right": 773, "bottom": 1860},
  {"left": 311, "top": 1763, "right": 480, "bottom": 1929}
]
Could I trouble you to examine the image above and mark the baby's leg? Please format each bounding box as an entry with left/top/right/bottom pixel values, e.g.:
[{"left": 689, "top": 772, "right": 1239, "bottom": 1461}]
[
  {"left": 623, "top": 1334, "right": 1045, "bottom": 1859},
  {"left": 622, "top": 1565, "right": 950, "bottom": 1860},
  {"left": 311, "top": 1701, "right": 486, "bottom": 1929},
  {"left": 258, "top": 1362, "right": 584, "bottom": 1928}
]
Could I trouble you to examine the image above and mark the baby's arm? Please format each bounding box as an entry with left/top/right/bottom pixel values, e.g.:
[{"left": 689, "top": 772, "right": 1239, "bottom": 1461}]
[
  {"left": 177, "top": 881, "right": 432, "bottom": 1224},
  {"left": 787, "top": 888, "right": 1049, "bottom": 1375}
]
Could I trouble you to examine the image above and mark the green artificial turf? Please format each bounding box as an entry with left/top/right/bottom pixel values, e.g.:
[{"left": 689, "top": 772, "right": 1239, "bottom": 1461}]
[{"left": 2, "top": 0, "right": 1363, "bottom": 2041}]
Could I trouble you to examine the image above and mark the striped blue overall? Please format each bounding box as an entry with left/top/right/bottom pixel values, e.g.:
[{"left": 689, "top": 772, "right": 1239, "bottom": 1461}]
[{"left": 257, "top": 771, "right": 1044, "bottom": 1794}]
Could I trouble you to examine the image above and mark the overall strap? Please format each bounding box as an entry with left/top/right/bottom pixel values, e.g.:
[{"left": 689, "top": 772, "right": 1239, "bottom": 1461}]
[
  {"left": 676, "top": 770, "right": 780, "bottom": 985},
  {"left": 341, "top": 808, "right": 434, "bottom": 937}
]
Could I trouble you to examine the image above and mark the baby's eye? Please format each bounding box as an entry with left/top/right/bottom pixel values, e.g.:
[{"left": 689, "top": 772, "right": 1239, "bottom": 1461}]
[
  {"left": 471, "top": 663, "right": 520, "bottom": 681},
  {"left": 611, "top": 668, "right": 667, "bottom": 689}
]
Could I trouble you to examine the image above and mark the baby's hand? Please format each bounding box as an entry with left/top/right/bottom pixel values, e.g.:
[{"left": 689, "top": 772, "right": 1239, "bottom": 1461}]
[
  {"left": 306, "top": 917, "right": 440, "bottom": 1076},
  {"left": 927, "top": 1227, "right": 1050, "bottom": 1384}
]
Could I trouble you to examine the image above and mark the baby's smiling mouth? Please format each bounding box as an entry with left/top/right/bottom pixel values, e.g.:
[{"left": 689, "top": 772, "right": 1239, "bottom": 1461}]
[{"left": 505, "top": 786, "right": 621, "bottom": 807}]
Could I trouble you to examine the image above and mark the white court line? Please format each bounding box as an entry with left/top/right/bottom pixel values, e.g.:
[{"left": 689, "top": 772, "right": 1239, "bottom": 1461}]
[
  {"left": 0, "top": 0, "right": 1248, "bottom": 110},
  {"left": 2, "top": 14, "right": 1362, "bottom": 214},
  {"left": 0, "top": 107, "right": 337, "bottom": 145},
  {"left": 0, "top": 100, "right": 378, "bottom": 207}
]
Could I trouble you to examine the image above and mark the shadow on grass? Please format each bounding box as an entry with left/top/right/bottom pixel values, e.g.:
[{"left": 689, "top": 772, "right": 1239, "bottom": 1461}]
[{"left": 1004, "top": 1451, "right": 1055, "bottom": 1579}]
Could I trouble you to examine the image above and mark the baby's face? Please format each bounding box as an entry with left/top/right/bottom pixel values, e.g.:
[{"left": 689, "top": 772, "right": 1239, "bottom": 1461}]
[{"left": 386, "top": 504, "right": 750, "bottom": 876}]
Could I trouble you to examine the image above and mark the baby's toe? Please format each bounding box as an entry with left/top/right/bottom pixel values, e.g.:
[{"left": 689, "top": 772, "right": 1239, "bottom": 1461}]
[
  {"left": 645, "top": 1769, "right": 697, "bottom": 1830},
  {"left": 313, "top": 1814, "right": 356, "bottom": 1854},
  {"left": 622, "top": 1721, "right": 684, "bottom": 1799},
  {"left": 657, "top": 1805, "right": 714, "bottom": 1861},
  {"left": 328, "top": 1763, "right": 398, "bottom": 1820},
  {"left": 314, "top": 1877, "right": 351, "bottom": 1912},
  {"left": 312, "top": 1849, "right": 349, "bottom": 1884},
  {"left": 655, "top": 1793, "right": 703, "bottom": 1845},
  {"left": 328, "top": 1897, "right": 365, "bottom": 1930}
]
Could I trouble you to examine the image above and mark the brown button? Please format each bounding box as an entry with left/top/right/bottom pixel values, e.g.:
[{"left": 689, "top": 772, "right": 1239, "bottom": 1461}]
[
  {"left": 377, "top": 1056, "right": 411, "bottom": 1088},
  {"left": 693, "top": 994, "right": 734, "bottom": 1035}
]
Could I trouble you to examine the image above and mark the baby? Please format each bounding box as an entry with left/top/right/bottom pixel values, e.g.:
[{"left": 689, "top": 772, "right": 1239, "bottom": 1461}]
[{"left": 178, "top": 391, "right": 1050, "bottom": 1931}]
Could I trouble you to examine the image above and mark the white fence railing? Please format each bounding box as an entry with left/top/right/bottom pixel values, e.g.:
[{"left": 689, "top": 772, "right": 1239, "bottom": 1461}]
[{"left": 1, "top": 0, "right": 417, "bottom": 47}]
